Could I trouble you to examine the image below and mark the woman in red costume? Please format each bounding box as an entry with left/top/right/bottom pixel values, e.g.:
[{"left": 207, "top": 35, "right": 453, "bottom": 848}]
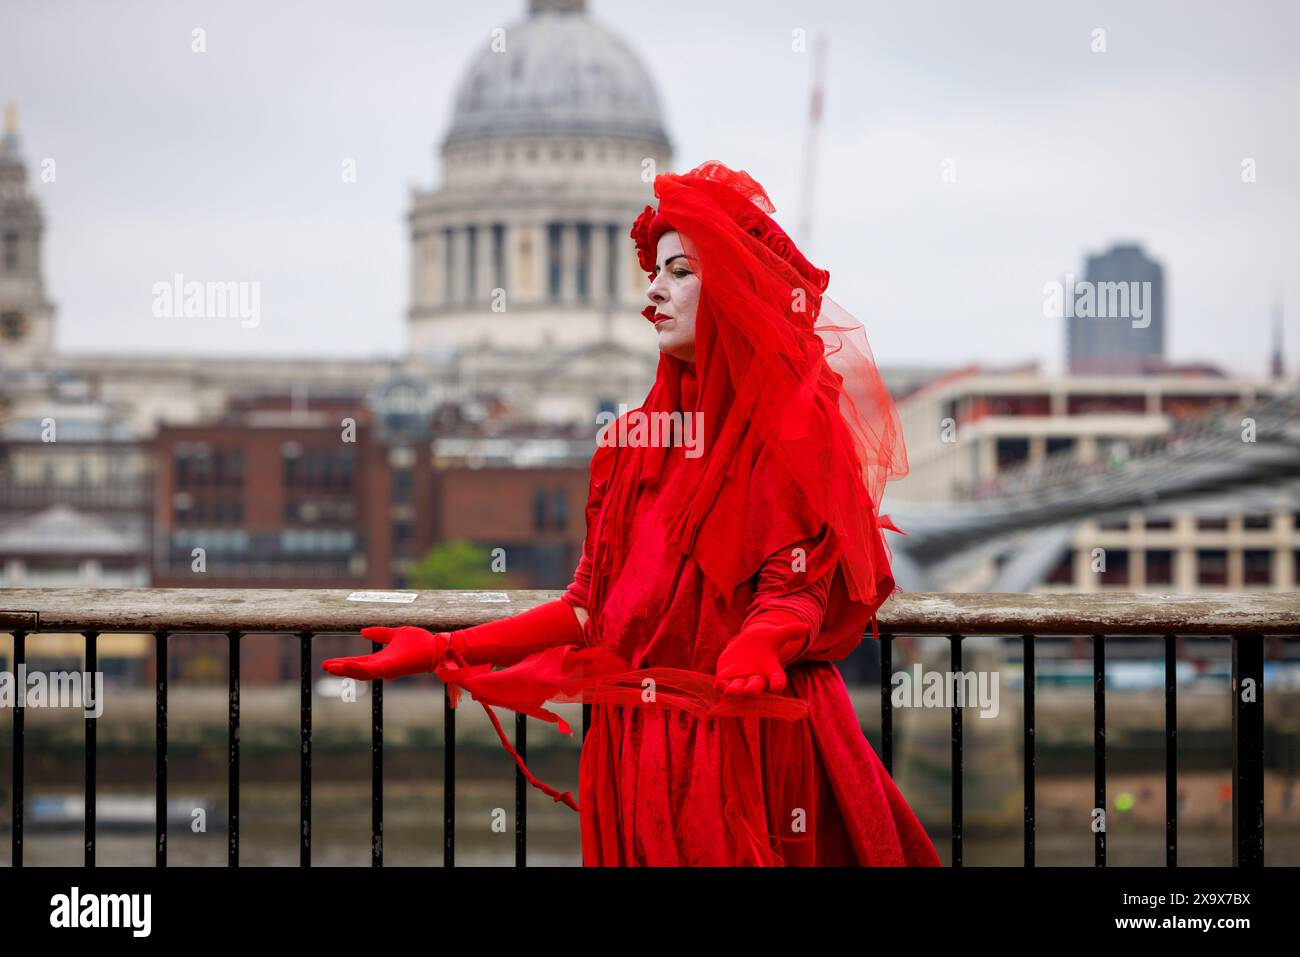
[{"left": 325, "top": 161, "right": 940, "bottom": 867}]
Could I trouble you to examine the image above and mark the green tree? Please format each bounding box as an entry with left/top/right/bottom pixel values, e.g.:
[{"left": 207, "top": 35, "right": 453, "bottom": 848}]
[{"left": 406, "top": 538, "right": 519, "bottom": 590}]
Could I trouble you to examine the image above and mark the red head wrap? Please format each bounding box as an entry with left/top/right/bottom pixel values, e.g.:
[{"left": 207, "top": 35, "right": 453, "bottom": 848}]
[{"left": 586, "top": 160, "right": 908, "bottom": 651}]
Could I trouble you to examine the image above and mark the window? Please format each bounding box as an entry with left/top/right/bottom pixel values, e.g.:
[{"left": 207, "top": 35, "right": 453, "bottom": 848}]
[
  {"left": 1197, "top": 516, "right": 1228, "bottom": 531},
  {"left": 995, "top": 437, "right": 1030, "bottom": 470},
  {"left": 1243, "top": 514, "right": 1272, "bottom": 531},
  {"left": 1045, "top": 549, "right": 1073, "bottom": 585},
  {"left": 1098, "top": 549, "right": 1129, "bottom": 586},
  {"left": 2, "top": 232, "right": 17, "bottom": 272},
  {"left": 392, "top": 467, "right": 413, "bottom": 506},
  {"left": 1243, "top": 550, "right": 1272, "bottom": 586},
  {"left": 394, "top": 522, "right": 413, "bottom": 557},
  {"left": 0, "top": 311, "right": 25, "bottom": 340},
  {"left": 531, "top": 487, "right": 568, "bottom": 531},
  {"left": 1196, "top": 549, "right": 1228, "bottom": 586},
  {"left": 1145, "top": 549, "right": 1173, "bottom": 586},
  {"left": 532, "top": 487, "right": 548, "bottom": 531}
]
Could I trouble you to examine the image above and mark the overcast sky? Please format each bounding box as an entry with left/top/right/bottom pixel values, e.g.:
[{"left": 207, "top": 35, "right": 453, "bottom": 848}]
[{"left": 4, "top": 0, "right": 1296, "bottom": 376}]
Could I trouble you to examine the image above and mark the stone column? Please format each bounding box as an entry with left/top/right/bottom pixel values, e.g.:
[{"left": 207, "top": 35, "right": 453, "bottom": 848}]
[
  {"left": 429, "top": 230, "right": 446, "bottom": 306},
  {"left": 561, "top": 222, "right": 578, "bottom": 304},
  {"left": 977, "top": 434, "right": 997, "bottom": 484},
  {"left": 1028, "top": 435, "right": 1046, "bottom": 469},
  {"left": 591, "top": 221, "right": 610, "bottom": 306},
  {"left": 410, "top": 232, "right": 424, "bottom": 308},
  {"left": 448, "top": 227, "right": 465, "bottom": 306},
  {"left": 476, "top": 222, "right": 494, "bottom": 303},
  {"left": 1276, "top": 545, "right": 1294, "bottom": 592},
  {"left": 1174, "top": 547, "right": 1196, "bottom": 591},
  {"left": 1073, "top": 536, "right": 1096, "bottom": 592}
]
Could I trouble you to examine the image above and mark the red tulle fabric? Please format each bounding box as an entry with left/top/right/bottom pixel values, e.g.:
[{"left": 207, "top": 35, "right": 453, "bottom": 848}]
[
  {"left": 606, "top": 161, "right": 909, "bottom": 629},
  {"left": 431, "top": 161, "right": 936, "bottom": 865}
]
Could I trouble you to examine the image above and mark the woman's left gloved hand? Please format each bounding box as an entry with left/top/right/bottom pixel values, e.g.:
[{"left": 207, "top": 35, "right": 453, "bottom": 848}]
[{"left": 713, "top": 614, "right": 811, "bottom": 697}]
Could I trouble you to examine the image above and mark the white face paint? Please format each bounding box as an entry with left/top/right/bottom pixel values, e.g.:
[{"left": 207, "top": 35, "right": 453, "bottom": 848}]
[{"left": 645, "top": 230, "right": 699, "bottom": 363}]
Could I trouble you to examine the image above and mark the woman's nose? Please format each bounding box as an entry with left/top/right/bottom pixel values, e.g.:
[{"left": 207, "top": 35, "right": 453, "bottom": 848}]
[{"left": 647, "top": 280, "right": 667, "bottom": 303}]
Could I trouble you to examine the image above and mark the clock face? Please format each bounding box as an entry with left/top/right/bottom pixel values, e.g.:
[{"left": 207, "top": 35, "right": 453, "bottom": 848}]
[{"left": 0, "top": 310, "right": 27, "bottom": 340}]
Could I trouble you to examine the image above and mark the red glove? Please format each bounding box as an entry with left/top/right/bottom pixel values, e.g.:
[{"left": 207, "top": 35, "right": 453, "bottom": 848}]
[
  {"left": 322, "top": 599, "right": 585, "bottom": 680},
  {"left": 713, "top": 611, "right": 812, "bottom": 698}
]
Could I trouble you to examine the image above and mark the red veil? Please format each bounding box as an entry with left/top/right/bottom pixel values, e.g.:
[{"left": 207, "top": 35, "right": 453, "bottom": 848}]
[
  {"left": 434, "top": 161, "right": 910, "bottom": 814},
  {"left": 588, "top": 160, "right": 908, "bottom": 641}
]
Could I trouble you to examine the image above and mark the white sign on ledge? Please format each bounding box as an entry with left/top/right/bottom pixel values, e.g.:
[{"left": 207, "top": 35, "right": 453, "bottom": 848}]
[{"left": 345, "top": 591, "right": 418, "bottom": 604}]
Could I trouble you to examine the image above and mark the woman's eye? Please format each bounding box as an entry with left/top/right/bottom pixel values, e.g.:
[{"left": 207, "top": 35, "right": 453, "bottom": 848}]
[{"left": 672, "top": 269, "right": 691, "bottom": 278}]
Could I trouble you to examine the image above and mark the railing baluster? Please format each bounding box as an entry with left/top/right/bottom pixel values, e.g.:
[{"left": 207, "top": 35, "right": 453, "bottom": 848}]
[
  {"left": 880, "top": 633, "right": 893, "bottom": 777},
  {"left": 228, "top": 630, "right": 240, "bottom": 868},
  {"left": 1023, "top": 633, "right": 1035, "bottom": 867},
  {"left": 1232, "top": 632, "right": 1264, "bottom": 867},
  {"left": 156, "top": 630, "right": 168, "bottom": 868},
  {"left": 950, "top": 633, "right": 963, "bottom": 867},
  {"left": 515, "top": 711, "right": 527, "bottom": 867},
  {"left": 84, "top": 630, "right": 97, "bottom": 867},
  {"left": 299, "top": 631, "right": 312, "bottom": 868},
  {"left": 1093, "top": 633, "right": 1105, "bottom": 867},
  {"left": 444, "top": 683, "right": 454, "bottom": 868},
  {"left": 372, "top": 636, "right": 383, "bottom": 868},
  {"left": 1164, "top": 633, "right": 1177, "bottom": 867},
  {"left": 11, "top": 629, "right": 24, "bottom": 868}
]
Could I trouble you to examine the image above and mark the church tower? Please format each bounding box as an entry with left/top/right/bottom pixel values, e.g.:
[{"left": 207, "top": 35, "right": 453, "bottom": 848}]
[
  {"left": 405, "top": 0, "right": 672, "bottom": 425},
  {"left": 0, "top": 100, "right": 56, "bottom": 369}
]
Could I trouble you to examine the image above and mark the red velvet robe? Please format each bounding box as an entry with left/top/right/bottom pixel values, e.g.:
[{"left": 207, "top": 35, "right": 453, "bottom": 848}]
[{"left": 551, "top": 371, "right": 941, "bottom": 867}]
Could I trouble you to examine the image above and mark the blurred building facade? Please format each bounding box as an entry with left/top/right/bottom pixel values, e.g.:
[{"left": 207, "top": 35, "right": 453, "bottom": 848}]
[
  {"left": 408, "top": 0, "right": 668, "bottom": 426},
  {"left": 1, "top": 0, "right": 672, "bottom": 613},
  {"left": 1065, "top": 243, "right": 1166, "bottom": 375},
  {"left": 889, "top": 364, "right": 1299, "bottom": 594},
  {"left": 0, "top": 99, "right": 54, "bottom": 368}
]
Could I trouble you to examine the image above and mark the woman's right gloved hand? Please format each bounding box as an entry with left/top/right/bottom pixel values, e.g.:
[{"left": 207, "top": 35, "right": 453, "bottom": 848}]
[
  {"left": 321, "top": 599, "right": 586, "bottom": 681},
  {"left": 322, "top": 625, "right": 451, "bottom": 680}
]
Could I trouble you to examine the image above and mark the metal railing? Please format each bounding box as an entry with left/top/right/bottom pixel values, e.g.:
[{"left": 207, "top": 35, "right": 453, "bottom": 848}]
[{"left": 1, "top": 588, "right": 1297, "bottom": 867}]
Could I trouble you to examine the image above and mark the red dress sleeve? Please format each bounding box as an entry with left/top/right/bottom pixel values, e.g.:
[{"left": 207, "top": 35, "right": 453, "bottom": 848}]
[
  {"left": 560, "top": 549, "right": 593, "bottom": 611},
  {"left": 740, "top": 524, "right": 849, "bottom": 664}
]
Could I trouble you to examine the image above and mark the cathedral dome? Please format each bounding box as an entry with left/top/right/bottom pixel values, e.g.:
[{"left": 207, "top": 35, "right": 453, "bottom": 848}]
[{"left": 442, "top": 0, "right": 672, "bottom": 150}]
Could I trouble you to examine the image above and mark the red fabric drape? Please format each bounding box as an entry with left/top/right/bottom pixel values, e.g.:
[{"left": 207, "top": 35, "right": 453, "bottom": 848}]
[{"left": 432, "top": 161, "right": 936, "bottom": 865}]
